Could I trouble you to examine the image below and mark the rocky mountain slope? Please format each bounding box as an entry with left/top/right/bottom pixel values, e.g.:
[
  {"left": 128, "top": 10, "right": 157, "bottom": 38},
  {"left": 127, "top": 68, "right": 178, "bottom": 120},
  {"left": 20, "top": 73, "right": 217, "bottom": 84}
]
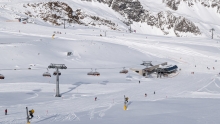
[
  {"left": 0, "top": 0, "right": 219, "bottom": 37},
  {"left": 22, "top": 1, "right": 118, "bottom": 30},
  {"left": 92, "top": 0, "right": 202, "bottom": 36},
  {"left": 164, "top": 0, "right": 220, "bottom": 13}
]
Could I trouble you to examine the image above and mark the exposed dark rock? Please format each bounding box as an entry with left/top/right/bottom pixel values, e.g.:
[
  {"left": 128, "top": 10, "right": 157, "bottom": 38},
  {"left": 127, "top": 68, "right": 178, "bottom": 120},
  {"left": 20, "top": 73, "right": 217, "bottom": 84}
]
[
  {"left": 23, "top": 1, "right": 118, "bottom": 30},
  {"left": 164, "top": 0, "right": 220, "bottom": 14},
  {"left": 90, "top": 0, "right": 200, "bottom": 36}
]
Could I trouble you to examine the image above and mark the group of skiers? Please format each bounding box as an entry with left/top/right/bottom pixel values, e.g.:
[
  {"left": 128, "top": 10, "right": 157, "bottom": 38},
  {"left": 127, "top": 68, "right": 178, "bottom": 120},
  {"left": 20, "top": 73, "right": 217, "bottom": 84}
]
[
  {"left": 139, "top": 80, "right": 156, "bottom": 96},
  {"left": 4, "top": 80, "right": 157, "bottom": 118}
]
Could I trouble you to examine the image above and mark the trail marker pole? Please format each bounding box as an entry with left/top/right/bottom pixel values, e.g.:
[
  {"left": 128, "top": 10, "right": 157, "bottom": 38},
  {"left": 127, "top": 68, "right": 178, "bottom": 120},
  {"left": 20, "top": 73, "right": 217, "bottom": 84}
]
[
  {"left": 26, "top": 107, "right": 30, "bottom": 124},
  {"left": 210, "top": 28, "right": 215, "bottom": 39}
]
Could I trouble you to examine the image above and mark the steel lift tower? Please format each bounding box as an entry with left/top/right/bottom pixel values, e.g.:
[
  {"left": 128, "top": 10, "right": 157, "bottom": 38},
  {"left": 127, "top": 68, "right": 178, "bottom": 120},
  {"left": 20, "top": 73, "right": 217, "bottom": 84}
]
[{"left": 48, "top": 63, "right": 67, "bottom": 97}]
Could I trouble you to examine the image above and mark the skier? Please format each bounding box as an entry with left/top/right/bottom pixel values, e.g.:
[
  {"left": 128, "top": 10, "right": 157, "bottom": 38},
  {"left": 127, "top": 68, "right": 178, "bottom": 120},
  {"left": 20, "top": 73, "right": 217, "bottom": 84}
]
[
  {"left": 145, "top": 93, "right": 147, "bottom": 97},
  {"left": 52, "top": 34, "right": 55, "bottom": 39},
  {"left": 5, "top": 109, "right": 7, "bottom": 115},
  {"left": 139, "top": 80, "right": 140, "bottom": 84},
  {"left": 95, "top": 97, "right": 97, "bottom": 101},
  {"left": 154, "top": 91, "right": 155, "bottom": 94},
  {"left": 29, "top": 109, "right": 34, "bottom": 119}
]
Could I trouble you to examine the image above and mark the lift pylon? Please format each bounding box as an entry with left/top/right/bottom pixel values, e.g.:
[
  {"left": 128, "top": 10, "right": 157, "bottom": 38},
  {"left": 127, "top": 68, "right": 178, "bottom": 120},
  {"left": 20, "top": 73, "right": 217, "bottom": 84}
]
[{"left": 48, "top": 63, "right": 67, "bottom": 97}]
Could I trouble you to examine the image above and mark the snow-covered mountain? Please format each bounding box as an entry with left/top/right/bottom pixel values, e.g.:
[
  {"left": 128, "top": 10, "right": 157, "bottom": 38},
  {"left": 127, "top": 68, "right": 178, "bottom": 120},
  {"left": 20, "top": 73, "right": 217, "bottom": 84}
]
[
  {"left": 0, "top": 0, "right": 219, "bottom": 37},
  {"left": 1, "top": 0, "right": 220, "bottom": 124}
]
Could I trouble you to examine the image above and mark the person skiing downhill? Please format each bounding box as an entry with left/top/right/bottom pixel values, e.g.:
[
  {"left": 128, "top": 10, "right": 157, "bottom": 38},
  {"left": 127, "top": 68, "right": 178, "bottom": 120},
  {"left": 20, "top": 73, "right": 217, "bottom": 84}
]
[{"left": 5, "top": 109, "right": 7, "bottom": 115}]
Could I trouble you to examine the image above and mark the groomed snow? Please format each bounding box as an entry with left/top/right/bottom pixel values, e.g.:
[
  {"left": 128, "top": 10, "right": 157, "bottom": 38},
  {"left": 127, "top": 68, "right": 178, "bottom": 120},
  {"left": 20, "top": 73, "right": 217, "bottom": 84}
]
[{"left": 0, "top": 0, "right": 220, "bottom": 124}]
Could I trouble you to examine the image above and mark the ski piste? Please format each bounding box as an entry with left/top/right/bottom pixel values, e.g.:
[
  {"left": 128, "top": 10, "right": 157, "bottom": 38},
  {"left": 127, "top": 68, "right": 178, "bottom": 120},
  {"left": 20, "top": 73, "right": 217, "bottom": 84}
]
[{"left": 0, "top": 0, "right": 220, "bottom": 124}]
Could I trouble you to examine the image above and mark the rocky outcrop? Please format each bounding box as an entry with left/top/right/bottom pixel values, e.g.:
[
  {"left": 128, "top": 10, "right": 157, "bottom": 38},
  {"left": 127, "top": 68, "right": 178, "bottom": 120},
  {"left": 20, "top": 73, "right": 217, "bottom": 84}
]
[
  {"left": 90, "top": 0, "right": 200, "bottom": 36},
  {"left": 24, "top": 2, "right": 79, "bottom": 25},
  {"left": 23, "top": 1, "right": 118, "bottom": 30},
  {"left": 23, "top": 0, "right": 201, "bottom": 36},
  {"left": 164, "top": 0, "right": 220, "bottom": 13}
]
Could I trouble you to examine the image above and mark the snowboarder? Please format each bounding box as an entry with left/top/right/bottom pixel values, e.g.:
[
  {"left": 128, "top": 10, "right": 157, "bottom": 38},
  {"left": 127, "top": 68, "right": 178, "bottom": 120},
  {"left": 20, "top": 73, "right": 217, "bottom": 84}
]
[
  {"left": 154, "top": 91, "right": 155, "bottom": 94},
  {"left": 95, "top": 97, "right": 97, "bottom": 101},
  {"left": 29, "top": 109, "right": 34, "bottom": 119},
  {"left": 145, "top": 93, "right": 147, "bottom": 97},
  {"left": 5, "top": 109, "right": 7, "bottom": 115}
]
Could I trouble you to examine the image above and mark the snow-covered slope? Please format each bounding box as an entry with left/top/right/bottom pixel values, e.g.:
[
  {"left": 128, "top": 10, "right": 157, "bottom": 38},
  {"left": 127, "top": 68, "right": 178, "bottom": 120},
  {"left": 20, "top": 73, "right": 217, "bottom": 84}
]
[
  {"left": 1, "top": 0, "right": 220, "bottom": 124},
  {"left": 1, "top": 0, "right": 220, "bottom": 37}
]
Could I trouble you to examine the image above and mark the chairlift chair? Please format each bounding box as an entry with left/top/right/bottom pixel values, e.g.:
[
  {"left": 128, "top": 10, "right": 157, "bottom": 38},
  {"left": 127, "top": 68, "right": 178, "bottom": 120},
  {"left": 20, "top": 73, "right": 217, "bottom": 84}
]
[
  {"left": 87, "top": 69, "right": 94, "bottom": 75},
  {"left": 0, "top": 74, "right": 5, "bottom": 79},
  {"left": 43, "top": 72, "right": 51, "bottom": 77},
  {"left": 43, "top": 69, "right": 51, "bottom": 77},
  {"left": 93, "top": 69, "right": 100, "bottom": 76},
  {"left": 53, "top": 71, "right": 61, "bottom": 76},
  {"left": 120, "top": 67, "right": 128, "bottom": 74}
]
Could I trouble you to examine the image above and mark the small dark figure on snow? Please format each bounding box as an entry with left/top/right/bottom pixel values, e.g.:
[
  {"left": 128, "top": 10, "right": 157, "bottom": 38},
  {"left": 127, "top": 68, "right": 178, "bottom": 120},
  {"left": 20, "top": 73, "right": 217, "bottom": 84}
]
[
  {"left": 29, "top": 109, "right": 34, "bottom": 119},
  {"left": 154, "top": 91, "right": 155, "bottom": 94},
  {"left": 125, "top": 97, "right": 129, "bottom": 103},
  {"left": 95, "top": 97, "right": 97, "bottom": 101},
  {"left": 139, "top": 80, "right": 140, "bottom": 84},
  {"left": 5, "top": 109, "right": 7, "bottom": 115},
  {"left": 145, "top": 93, "right": 147, "bottom": 97}
]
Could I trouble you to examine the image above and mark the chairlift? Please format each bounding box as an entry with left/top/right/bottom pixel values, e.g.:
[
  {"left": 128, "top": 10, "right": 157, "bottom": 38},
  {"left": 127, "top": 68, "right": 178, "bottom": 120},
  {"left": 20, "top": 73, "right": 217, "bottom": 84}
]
[
  {"left": 43, "top": 69, "right": 51, "bottom": 77},
  {"left": 53, "top": 71, "right": 61, "bottom": 76},
  {"left": 43, "top": 72, "right": 51, "bottom": 77},
  {"left": 0, "top": 74, "right": 5, "bottom": 79},
  {"left": 120, "top": 67, "right": 128, "bottom": 74},
  {"left": 87, "top": 69, "right": 94, "bottom": 75},
  {"left": 93, "top": 69, "right": 100, "bottom": 76}
]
